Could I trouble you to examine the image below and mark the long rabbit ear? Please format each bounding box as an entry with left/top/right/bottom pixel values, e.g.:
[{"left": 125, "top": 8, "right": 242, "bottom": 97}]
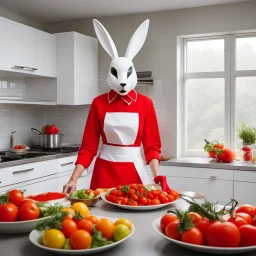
[
  {"left": 93, "top": 19, "right": 118, "bottom": 59},
  {"left": 125, "top": 19, "right": 149, "bottom": 60}
]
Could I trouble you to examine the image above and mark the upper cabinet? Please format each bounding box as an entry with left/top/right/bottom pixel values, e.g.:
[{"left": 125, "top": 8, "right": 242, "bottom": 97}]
[
  {"left": 0, "top": 17, "right": 56, "bottom": 78},
  {"left": 56, "top": 32, "right": 98, "bottom": 105}
]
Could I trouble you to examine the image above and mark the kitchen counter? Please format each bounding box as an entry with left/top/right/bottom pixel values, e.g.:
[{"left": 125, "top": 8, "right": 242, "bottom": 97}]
[
  {"left": 160, "top": 157, "right": 256, "bottom": 171},
  {"left": 0, "top": 152, "right": 78, "bottom": 169},
  {"left": 1, "top": 199, "right": 256, "bottom": 256}
]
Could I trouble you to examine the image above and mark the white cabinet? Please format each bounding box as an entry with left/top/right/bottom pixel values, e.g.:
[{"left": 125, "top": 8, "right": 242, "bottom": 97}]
[
  {"left": 77, "top": 173, "right": 92, "bottom": 190},
  {"left": 35, "top": 30, "right": 56, "bottom": 78},
  {"left": 0, "top": 17, "right": 36, "bottom": 74},
  {"left": 56, "top": 32, "right": 98, "bottom": 105}
]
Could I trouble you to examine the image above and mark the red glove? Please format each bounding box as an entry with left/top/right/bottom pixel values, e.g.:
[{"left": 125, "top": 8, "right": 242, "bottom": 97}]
[{"left": 154, "top": 175, "right": 173, "bottom": 194}]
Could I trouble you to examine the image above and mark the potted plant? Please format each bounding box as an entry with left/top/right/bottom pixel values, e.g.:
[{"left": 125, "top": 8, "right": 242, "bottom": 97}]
[{"left": 237, "top": 122, "right": 256, "bottom": 162}]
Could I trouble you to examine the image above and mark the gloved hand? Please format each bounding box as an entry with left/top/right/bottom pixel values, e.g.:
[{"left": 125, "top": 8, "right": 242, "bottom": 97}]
[{"left": 154, "top": 175, "right": 173, "bottom": 194}]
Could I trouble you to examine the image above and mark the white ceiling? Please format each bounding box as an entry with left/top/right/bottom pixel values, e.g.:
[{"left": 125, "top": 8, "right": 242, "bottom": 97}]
[{"left": 0, "top": 0, "right": 252, "bottom": 23}]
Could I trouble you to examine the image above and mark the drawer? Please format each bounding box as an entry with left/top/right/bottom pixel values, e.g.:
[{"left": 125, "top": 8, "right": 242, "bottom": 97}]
[
  {"left": 234, "top": 170, "right": 256, "bottom": 182},
  {"left": 0, "top": 160, "right": 57, "bottom": 188},
  {"left": 58, "top": 156, "right": 77, "bottom": 173},
  {"left": 159, "top": 166, "right": 233, "bottom": 181}
]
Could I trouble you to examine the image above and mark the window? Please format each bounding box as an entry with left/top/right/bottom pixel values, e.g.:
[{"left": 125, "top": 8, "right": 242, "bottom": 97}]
[{"left": 181, "top": 33, "right": 256, "bottom": 156}]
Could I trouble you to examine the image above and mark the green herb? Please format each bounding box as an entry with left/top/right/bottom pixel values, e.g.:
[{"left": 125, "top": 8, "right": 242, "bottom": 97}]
[
  {"left": 63, "top": 239, "right": 72, "bottom": 250},
  {"left": 37, "top": 203, "right": 64, "bottom": 218},
  {"left": 90, "top": 226, "right": 113, "bottom": 248},
  {"left": 203, "top": 139, "right": 221, "bottom": 152},
  {"left": 0, "top": 192, "right": 8, "bottom": 204},
  {"left": 237, "top": 121, "right": 256, "bottom": 144}
]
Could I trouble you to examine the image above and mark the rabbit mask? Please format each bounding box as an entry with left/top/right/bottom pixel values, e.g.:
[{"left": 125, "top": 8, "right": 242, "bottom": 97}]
[{"left": 93, "top": 19, "right": 149, "bottom": 96}]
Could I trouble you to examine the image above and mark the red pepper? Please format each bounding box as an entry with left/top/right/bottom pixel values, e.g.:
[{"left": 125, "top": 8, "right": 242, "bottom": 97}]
[{"left": 45, "top": 125, "right": 58, "bottom": 134}]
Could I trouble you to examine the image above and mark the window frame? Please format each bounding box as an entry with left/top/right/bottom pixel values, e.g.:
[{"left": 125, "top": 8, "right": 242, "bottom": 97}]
[{"left": 180, "top": 32, "right": 256, "bottom": 157}]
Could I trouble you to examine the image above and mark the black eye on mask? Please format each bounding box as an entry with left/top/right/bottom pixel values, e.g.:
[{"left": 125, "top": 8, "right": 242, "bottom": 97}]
[
  {"left": 111, "top": 67, "right": 118, "bottom": 79},
  {"left": 127, "top": 66, "right": 133, "bottom": 78}
]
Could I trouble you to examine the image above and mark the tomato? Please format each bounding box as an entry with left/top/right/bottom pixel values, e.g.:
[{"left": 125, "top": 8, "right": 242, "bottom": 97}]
[
  {"left": 147, "top": 192, "right": 154, "bottom": 200},
  {"left": 165, "top": 220, "right": 181, "bottom": 240},
  {"left": 106, "top": 194, "right": 116, "bottom": 203},
  {"left": 70, "top": 230, "right": 92, "bottom": 249},
  {"left": 137, "top": 187, "right": 144, "bottom": 193},
  {"left": 77, "top": 219, "right": 93, "bottom": 235},
  {"left": 85, "top": 189, "right": 92, "bottom": 195},
  {"left": 71, "top": 202, "right": 90, "bottom": 218},
  {"left": 114, "top": 224, "right": 130, "bottom": 241},
  {"left": 18, "top": 202, "right": 40, "bottom": 221},
  {"left": 244, "top": 152, "right": 252, "bottom": 161},
  {"left": 110, "top": 190, "right": 117, "bottom": 196},
  {"left": 95, "top": 218, "right": 114, "bottom": 240},
  {"left": 114, "top": 218, "right": 132, "bottom": 230},
  {"left": 158, "top": 193, "right": 166, "bottom": 201},
  {"left": 42, "top": 229, "right": 65, "bottom": 249},
  {"left": 146, "top": 199, "right": 152, "bottom": 205},
  {"left": 228, "top": 216, "right": 248, "bottom": 228},
  {"left": 239, "top": 225, "right": 256, "bottom": 246},
  {"left": 131, "top": 201, "right": 138, "bottom": 206},
  {"left": 181, "top": 227, "right": 203, "bottom": 245},
  {"left": 151, "top": 199, "right": 161, "bottom": 205},
  {"left": 160, "top": 197, "right": 169, "bottom": 204},
  {"left": 252, "top": 218, "right": 256, "bottom": 227},
  {"left": 167, "top": 195, "right": 174, "bottom": 202},
  {"left": 116, "top": 185, "right": 122, "bottom": 190},
  {"left": 206, "top": 221, "right": 240, "bottom": 247},
  {"left": 85, "top": 215, "right": 99, "bottom": 225},
  {"left": 188, "top": 212, "right": 203, "bottom": 225},
  {"left": 61, "top": 208, "right": 75, "bottom": 220},
  {"left": 60, "top": 219, "right": 77, "bottom": 238},
  {"left": 139, "top": 197, "right": 147, "bottom": 205},
  {"left": 130, "top": 194, "right": 139, "bottom": 201},
  {"left": 121, "top": 197, "right": 128, "bottom": 205},
  {"left": 170, "top": 191, "right": 179, "bottom": 199},
  {"left": 116, "top": 190, "right": 125, "bottom": 197},
  {"left": 151, "top": 190, "right": 160, "bottom": 198},
  {"left": 8, "top": 189, "right": 24, "bottom": 207},
  {"left": 128, "top": 188, "right": 136, "bottom": 196},
  {"left": 235, "top": 212, "right": 252, "bottom": 224},
  {"left": 0, "top": 203, "right": 18, "bottom": 222},
  {"left": 130, "top": 184, "right": 137, "bottom": 190},
  {"left": 196, "top": 220, "right": 212, "bottom": 244},
  {"left": 93, "top": 190, "right": 100, "bottom": 197},
  {"left": 160, "top": 214, "right": 178, "bottom": 233},
  {"left": 236, "top": 205, "right": 256, "bottom": 218}
]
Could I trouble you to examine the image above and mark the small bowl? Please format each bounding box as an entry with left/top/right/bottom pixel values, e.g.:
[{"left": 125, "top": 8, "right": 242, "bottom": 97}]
[{"left": 68, "top": 194, "right": 101, "bottom": 206}]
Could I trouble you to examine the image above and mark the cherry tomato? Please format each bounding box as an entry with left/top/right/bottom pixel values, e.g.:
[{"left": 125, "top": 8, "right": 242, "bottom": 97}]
[
  {"left": 171, "top": 191, "right": 180, "bottom": 199},
  {"left": 121, "top": 197, "right": 128, "bottom": 205},
  {"left": 95, "top": 218, "right": 114, "bottom": 240},
  {"left": 60, "top": 219, "right": 78, "bottom": 238},
  {"left": 151, "top": 199, "right": 161, "bottom": 205},
  {"left": 160, "top": 197, "right": 169, "bottom": 204},
  {"left": 106, "top": 195, "right": 116, "bottom": 203},
  {"left": 181, "top": 227, "right": 203, "bottom": 245},
  {"left": 151, "top": 190, "right": 160, "bottom": 198},
  {"left": 167, "top": 195, "right": 174, "bottom": 202},
  {"left": 18, "top": 202, "right": 40, "bottom": 221},
  {"left": 70, "top": 230, "right": 92, "bottom": 249},
  {"left": 160, "top": 214, "right": 178, "bottom": 233},
  {"left": 77, "top": 219, "right": 93, "bottom": 235},
  {"left": 188, "top": 212, "right": 203, "bottom": 225},
  {"left": 130, "top": 194, "right": 139, "bottom": 201},
  {"left": 85, "top": 215, "right": 99, "bottom": 224},
  {"left": 206, "top": 221, "right": 240, "bottom": 247},
  {"left": 137, "top": 187, "right": 144, "bottom": 193},
  {"left": 128, "top": 188, "right": 136, "bottom": 196},
  {"left": 235, "top": 212, "right": 252, "bottom": 224},
  {"left": 116, "top": 185, "right": 122, "bottom": 190},
  {"left": 130, "top": 184, "right": 137, "bottom": 190},
  {"left": 228, "top": 215, "right": 248, "bottom": 228},
  {"left": 236, "top": 205, "right": 256, "bottom": 218},
  {"left": 116, "top": 190, "right": 125, "bottom": 197},
  {"left": 158, "top": 193, "right": 166, "bottom": 201},
  {"left": 8, "top": 189, "right": 24, "bottom": 207},
  {"left": 147, "top": 192, "right": 154, "bottom": 200},
  {"left": 110, "top": 190, "right": 117, "bottom": 196},
  {"left": 146, "top": 199, "right": 152, "bottom": 205},
  {"left": 196, "top": 219, "right": 212, "bottom": 244},
  {"left": 139, "top": 197, "right": 147, "bottom": 205},
  {"left": 165, "top": 220, "right": 181, "bottom": 240},
  {"left": 131, "top": 201, "right": 138, "bottom": 206},
  {"left": 239, "top": 225, "right": 256, "bottom": 246},
  {"left": 0, "top": 203, "right": 18, "bottom": 222}
]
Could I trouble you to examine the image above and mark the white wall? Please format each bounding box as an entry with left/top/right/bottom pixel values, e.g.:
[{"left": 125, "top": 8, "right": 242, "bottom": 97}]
[{"left": 45, "top": 0, "right": 256, "bottom": 157}]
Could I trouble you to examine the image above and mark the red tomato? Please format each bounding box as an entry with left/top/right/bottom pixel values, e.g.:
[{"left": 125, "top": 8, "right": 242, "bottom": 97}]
[
  {"left": 235, "top": 212, "right": 252, "bottom": 224},
  {"left": 130, "top": 184, "right": 137, "bottom": 190},
  {"left": 181, "top": 227, "right": 203, "bottom": 245},
  {"left": 131, "top": 201, "right": 138, "bottom": 206},
  {"left": 188, "top": 212, "right": 203, "bottom": 225},
  {"left": 167, "top": 195, "right": 174, "bottom": 202},
  {"left": 110, "top": 190, "right": 117, "bottom": 196},
  {"left": 206, "top": 221, "right": 240, "bottom": 247},
  {"left": 121, "top": 197, "right": 128, "bottom": 205},
  {"left": 165, "top": 220, "right": 181, "bottom": 240},
  {"left": 60, "top": 219, "right": 78, "bottom": 238},
  {"left": 151, "top": 190, "right": 160, "bottom": 198},
  {"left": 228, "top": 216, "right": 248, "bottom": 228},
  {"left": 0, "top": 203, "right": 18, "bottom": 222},
  {"left": 130, "top": 194, "right": 139, "bottom": 201},
  {"left": 18, "top": 202, "right": 40, "bottom": 221},
  {"left": 77, "top": 219, "right": 93, "bottom": 235},
  {"left": 158, "top": 193, "right": 166, "bottom": 201},
  {"left": 70, "top": 230, "right": 92, "bottom": 249},
  {"left": 137, "top": 187, "right": 144, "bottom": 193},
  {"left": 196, "top": 220, "right": 212, "bottom": 244},
  {"left": 128, "top": 188, "right": 136, "bottom": 196},
  {"left": 160, "top": 214, "right": 178, "bottom": 233},
  {"left": 160, "top": 197, "right": 169, "bottom": 204},
  {"left": 147, "top": 192, "right": 154, "bottom": 200},
  {"left": 170, "top": 191, "right": 179, "bottom": 199},
  {"left": 116, "top": 185, "right": 122, "bottom": 190},
  {"left": 8, "top": 189, "right": 24, "bottom": 207},
  {"left": 116, "top": 190, "right": 125, "bottom": 197},
  {"left": 139, "top": 197, "right": 147, "bottom": 205},
  {"left": 151, "top": 199, "right": 161, "bottom": 205},
  {"left": 244, "top": 152, "right": 252, "bottom": 161},
  {"left": 236, "top": 205, "right": 256, "bottom": 218},
  {"left": 252, "top": 218, "right": 256, "bottom": 226},
  {"left": 106, "top": 195, "right": 116, "bottom": 203},
  {"left": 146, "top": 199, "right": 152, "bottom": 205},
  {"left": 239, "top": 225, "right": 256, "bottom": 246}
]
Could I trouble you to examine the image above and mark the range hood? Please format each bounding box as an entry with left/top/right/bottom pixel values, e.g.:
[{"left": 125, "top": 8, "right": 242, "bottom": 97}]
[{"left": 137, "top": 71, "right": 154, "bottom": 85}]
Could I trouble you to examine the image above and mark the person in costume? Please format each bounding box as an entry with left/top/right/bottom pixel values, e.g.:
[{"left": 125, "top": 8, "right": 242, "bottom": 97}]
[{"left": 63, "top": 19, "right": 168, "bottom": 194}]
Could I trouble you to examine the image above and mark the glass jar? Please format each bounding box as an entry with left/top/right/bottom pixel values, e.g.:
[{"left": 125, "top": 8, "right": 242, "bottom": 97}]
[
  {"left": 252, "top": 145, "right": 256, "bottom": 164},
  {"left": 241, "top": 144, "right": 253, "bottom": 163}
]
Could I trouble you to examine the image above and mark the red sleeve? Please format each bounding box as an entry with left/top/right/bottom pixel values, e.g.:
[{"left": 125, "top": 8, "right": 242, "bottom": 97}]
[
  {"left": 142, "top": 100, "right": 161, "bottom": 164},
  {"left": 75, "top": 99, "right": 100, "bottom": 168}
]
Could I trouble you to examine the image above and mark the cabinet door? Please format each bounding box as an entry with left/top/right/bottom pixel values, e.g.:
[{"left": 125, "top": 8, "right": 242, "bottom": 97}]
[
  {"left": 234, "top": 182, "right": 256, "bottom": 205},
  {"left": 166, "top": 176, "right": 233, "bottom": 205},
  {"left": 77, "top": 173, "right": 92, "bottom": 190},
  {"left": 58, "top": 174, "right": 71, "bottom": 192},
  {"left": 35, "top": 30, "right": 56, "bottom": 78},
  {"left": 0, "top": 18, "right": 36, "bottom": 73}
]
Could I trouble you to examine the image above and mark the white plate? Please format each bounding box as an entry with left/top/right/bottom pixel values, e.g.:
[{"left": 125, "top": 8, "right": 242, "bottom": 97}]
[
  {"left": 0, "top": 216, "right": 51, "bottom": 234},
  {"left": 153, "top": 217, "right": 256, "bottom": 255},
  {"left": 101, "top": 193, "right": 181, "bottom": 211},
  {"left": 29, "top": 216, "right": 135, "bottom": 255}
]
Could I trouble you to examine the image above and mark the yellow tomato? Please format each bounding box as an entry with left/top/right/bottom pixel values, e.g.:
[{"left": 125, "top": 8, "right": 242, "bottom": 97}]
[
  {"left": 114, "top": 218, "right": 132, "bottom": 230},
  {"left": 42, "top": 229, "right": 65, "bottom": 249},
  {"left": 71, "top": 202, "right": 90, "bottom": 217},
  {"left": 61, "top": 208, "right": 75, "bottom": 219}
]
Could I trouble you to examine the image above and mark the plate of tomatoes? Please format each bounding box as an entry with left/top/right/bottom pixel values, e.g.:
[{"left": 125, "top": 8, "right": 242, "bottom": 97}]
[
  {"left": 0, "top": 189, "right": 63, "bottom": 234},
  {"left": 29, "top": 208, "right": 135, "bottom": 255},
  {"left": 153, "top": 196, "right": 256, "bottom": 254},
  {"left": 101, "top": 184, "right": 180, "bottom": 210}
]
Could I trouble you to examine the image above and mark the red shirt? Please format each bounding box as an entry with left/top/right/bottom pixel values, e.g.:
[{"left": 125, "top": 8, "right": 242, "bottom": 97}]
[{"left": 76, "top": 89, "right": 161, "bottom": 168}]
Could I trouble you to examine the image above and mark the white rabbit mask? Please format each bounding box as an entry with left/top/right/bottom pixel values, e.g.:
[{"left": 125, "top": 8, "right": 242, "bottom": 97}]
[{"left": 93, "top": 19, "right": 149, "bottom": 96}]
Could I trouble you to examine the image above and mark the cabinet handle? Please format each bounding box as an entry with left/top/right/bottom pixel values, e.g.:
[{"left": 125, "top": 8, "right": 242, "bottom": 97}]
[
  {"left": 209, "top": 176, "right": 217, "bottom": 180},
  {"left": 13, "top": 168, "right": 34, "bottom": 174},
  {"left": 12, "top": 65, "right": 38, "bottom": 71},
  {"left": 61, "top": 162, "right": 74, "bottom": 167}
]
